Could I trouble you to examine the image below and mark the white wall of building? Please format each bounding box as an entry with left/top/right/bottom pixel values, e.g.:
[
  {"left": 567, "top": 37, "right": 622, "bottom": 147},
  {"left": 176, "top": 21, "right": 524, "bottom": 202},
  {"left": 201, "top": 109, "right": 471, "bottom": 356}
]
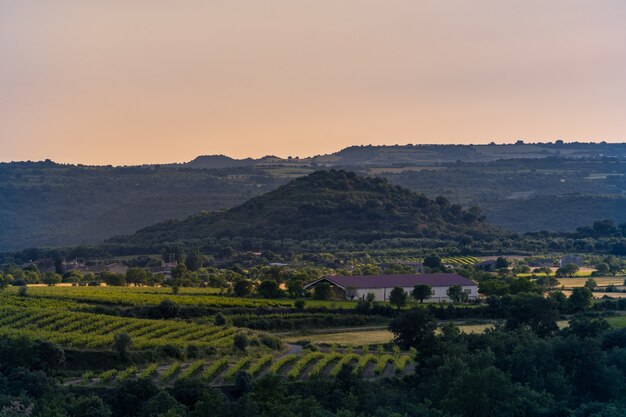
[{"left": 350, "top": 285, "right": 478, "bottom": 303}]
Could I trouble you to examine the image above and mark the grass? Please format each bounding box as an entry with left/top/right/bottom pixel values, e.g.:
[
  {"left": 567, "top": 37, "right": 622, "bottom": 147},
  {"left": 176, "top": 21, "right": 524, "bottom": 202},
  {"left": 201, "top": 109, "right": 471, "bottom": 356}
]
[
  {"left": 283, "top": 323, "right": 494, "bottom": 345},
  {"left": 604, "top": 316, "right": 626, "bottom": 328},
  {"left": 284, "top": 330, "right": 394, "bottom": 346},
  {"left": 558, "top": 277, "right": 624, "bottom": 288}
]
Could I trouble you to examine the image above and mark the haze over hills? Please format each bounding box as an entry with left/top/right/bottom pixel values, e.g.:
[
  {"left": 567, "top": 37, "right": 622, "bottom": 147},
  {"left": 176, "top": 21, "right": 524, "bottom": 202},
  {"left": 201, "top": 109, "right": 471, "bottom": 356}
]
[
  {"left": 181, "top": 142, "right": 626, "bottom": 169},
  {"left": 3, "top": 142, "right": 626, "bottom": 252},
  {"left": 110, "top": 170, "right": 496, "bottom": 248}
]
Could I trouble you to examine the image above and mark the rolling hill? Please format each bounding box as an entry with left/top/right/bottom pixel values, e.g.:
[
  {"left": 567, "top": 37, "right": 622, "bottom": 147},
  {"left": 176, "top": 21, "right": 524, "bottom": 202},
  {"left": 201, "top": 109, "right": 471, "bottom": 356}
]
[{"left": 110, "top": 170, "right": 497, "bottom": 247}]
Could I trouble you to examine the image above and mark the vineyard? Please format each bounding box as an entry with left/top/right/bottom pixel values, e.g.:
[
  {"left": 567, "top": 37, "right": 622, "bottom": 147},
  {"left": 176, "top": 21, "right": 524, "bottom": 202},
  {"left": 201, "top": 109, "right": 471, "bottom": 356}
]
[
  {"left": 440, "top": 256, "right": 480, "bottom": 266},
  {"left": 5, "top": 285, "right": 294, "bottom": 308},
  {"left": 0, "top": 304, "right": 251, "bottom": 350},
  {"left": 81, "top": 349, "right": 415, "bottom": 386}
]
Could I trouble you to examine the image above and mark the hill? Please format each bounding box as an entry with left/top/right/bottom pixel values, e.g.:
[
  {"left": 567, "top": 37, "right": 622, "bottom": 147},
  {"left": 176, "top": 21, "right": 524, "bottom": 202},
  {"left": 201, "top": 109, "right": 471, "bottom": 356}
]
[
  {"left": 111, "top": 170, "right": 497, "bottom": 247},
  {"left": 4, "top": 143, "right": 626, "bottom": 252}
]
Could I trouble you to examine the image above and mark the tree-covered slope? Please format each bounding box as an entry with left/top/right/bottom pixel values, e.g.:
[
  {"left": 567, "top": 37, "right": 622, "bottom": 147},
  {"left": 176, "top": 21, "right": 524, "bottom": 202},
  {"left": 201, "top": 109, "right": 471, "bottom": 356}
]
[{"left": 112, "top": 170, "right": 496, "bottom": 246}]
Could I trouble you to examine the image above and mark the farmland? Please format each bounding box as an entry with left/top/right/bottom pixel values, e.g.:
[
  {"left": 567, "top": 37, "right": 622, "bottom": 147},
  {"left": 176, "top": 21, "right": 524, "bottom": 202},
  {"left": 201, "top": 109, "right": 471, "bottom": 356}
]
[{"left": 0, "top": 285, "right": 423, "bottom": 388}]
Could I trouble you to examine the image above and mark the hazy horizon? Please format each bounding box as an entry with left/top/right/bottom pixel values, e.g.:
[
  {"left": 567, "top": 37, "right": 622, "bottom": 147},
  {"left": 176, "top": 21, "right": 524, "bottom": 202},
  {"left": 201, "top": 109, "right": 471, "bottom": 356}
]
[{"left": 2, "top": 1, "right": 626, "bottom": 165}]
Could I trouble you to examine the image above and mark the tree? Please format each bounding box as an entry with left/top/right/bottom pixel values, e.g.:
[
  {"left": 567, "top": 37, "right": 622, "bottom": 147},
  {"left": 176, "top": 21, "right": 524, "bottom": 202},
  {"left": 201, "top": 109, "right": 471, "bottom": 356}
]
[
  {"left": 185, "top": 247, "right": 204, "bottom": 272},
  {"left": 595, "top": 262, "right": 610, "bottom": 276},
  {"left": 126, "top": 268, "right": 150, "bottom": 286},
  {"left": 233, "top": 279, "right": 253, "bottom": 297},
  {"left": 533, "top": 266, "right": 552, "bottom": 277},
  {"left": 388, "top": 308, "right": 438, "bottom": 354},
  {"left": 42, "top": 271, "right": 62, "bottom": 286},
  {"left": 423, "top": 255, "right": 442, "bottom": 270},
  {"left": 313, "top": 282, "right": 331, "bottom": 300},
  {"left": 286, "top": 279, "right": 304, "bottom": 298},
  {"left": 411, "top": 284, "right": 432, "bottom": 303},
  {"left": 171, "top": 263, "right": 188, "bottom": 281},
  {"left": 389, "top": 287, "right": 408, "bottom": 310},
  {"left": 257, "top": 280, "right": 283, "bottom": 298},
  {"left": 214, "top": 312, "right": 227, "bottom": 326},
  {"left": 569, "top": 287, "right": 592, "bottom": 312},
  {"left": 584, "top": 278, "right": 597, "bottom": 291},
  {"left": 234, "top": 333, "right": 249, "bottom": 351},
  {"left": 505, "top": 293, "right": 559, "bottom": 336},
  {"left": 0, "top": 274, "right": 8, "bottom": 291},
  {"left": 102, "top": 272, "right": 126, "bottom": 286},
  {"left": 447, "top": 285, "right": 468, "bottom": 303},
  {"left": 556, "top": 263, "right": 579, "bottom": 278},
  {"left": 495, "top": 257, "right": 509, "bottom": 270},
  {"left": 478, "top": 279, "right": 509, "bottom": 297},
  {"left": 113, "top": 333, "right": 132, "bottom": 360},
  {"left": 536, "top": 275, "right": 559, "bottom": 292},
  {"left": 139, "top": 391, "right": 186, "bottom": 417}
]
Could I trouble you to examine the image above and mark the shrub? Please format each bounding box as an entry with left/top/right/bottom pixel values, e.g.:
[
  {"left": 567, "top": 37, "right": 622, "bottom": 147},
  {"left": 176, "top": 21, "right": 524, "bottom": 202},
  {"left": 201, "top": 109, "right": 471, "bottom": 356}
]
[
  {"left": 214, "top": 312, "right": 227, "bottom": 326},
  {"left": 160, "top": 344, "right": 183, "bottom": 360},
  {"left": 259, "top": 335, "right": 282, "bottom": 350},
  {"left": 233, "top": 333, "right": 249, "bottom": 351},
  {"left": 113, "top": 333, "right": 132, "bottom": 360}
]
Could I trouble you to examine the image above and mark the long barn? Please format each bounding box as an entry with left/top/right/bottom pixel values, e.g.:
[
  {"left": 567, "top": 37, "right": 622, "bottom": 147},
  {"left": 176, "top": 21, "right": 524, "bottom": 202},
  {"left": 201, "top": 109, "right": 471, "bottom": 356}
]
[{"left": 304, "top": 273, "right": 478, "bottom": 302}]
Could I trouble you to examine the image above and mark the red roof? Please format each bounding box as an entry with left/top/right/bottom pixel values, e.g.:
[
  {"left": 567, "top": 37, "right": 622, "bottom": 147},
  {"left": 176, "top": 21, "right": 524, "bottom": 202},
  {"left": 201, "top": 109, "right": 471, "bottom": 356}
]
[{"left": 310, "top": 273, "right": 475, "bottom": 289}]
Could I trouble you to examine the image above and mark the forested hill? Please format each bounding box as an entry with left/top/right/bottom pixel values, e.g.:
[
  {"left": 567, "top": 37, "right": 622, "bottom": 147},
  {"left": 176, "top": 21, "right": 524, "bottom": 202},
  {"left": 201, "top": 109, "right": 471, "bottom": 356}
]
[{"left": 111, "top": 170, "right": 497, "bottom": 246}]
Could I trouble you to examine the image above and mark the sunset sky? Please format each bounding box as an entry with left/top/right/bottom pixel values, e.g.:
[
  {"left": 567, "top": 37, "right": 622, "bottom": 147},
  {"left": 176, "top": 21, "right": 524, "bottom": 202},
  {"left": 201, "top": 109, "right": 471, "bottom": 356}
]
[{"left": 1, "top": 1, "right": 626, "bottom": 165}]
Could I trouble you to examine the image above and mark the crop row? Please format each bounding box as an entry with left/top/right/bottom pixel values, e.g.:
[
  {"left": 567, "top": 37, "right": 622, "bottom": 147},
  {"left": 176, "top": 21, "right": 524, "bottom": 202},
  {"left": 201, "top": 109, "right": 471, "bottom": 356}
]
[
  {"left": 88, "top": 351, "right": 415, "bottom": 385},
  {"left": 7, "top": 286, "right": 293, "bottom": 308},
  {"left": 0, "top": 305, "right": 243, "bottom": 349},
  {"left": 441, "top": 257, "right": 480, "bottom": 266}
]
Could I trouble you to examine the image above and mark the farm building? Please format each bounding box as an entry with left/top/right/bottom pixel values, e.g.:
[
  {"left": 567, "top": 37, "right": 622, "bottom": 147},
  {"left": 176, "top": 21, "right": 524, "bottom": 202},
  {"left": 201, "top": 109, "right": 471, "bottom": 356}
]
[
  {"left": 559, "top": 255, "right": 583, "bottom": 267},
  {"left": 304, "top": 273, "right": 478, "bottom": 303}
]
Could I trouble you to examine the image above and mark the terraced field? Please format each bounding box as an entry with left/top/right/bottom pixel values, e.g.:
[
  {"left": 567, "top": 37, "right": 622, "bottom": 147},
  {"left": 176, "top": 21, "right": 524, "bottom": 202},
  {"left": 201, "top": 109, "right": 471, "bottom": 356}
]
[
  {"left": 0, "top": 304, "right": 246, "bottom": 349},
  {"left": 81, "top": 350, "right": 416, "bottom": 386}
]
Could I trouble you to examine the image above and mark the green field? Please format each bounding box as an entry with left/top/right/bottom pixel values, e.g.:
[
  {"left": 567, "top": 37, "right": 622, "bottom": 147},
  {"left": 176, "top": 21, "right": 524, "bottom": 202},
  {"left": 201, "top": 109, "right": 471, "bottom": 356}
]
[{"left": 0, "top": 285, "right": 422, "bottom": 385}]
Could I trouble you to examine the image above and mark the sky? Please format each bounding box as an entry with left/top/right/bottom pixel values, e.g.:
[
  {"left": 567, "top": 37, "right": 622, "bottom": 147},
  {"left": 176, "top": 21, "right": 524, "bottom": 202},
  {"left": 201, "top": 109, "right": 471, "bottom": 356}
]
[{"left": 1, "top": 1, "right": 626, "bottom": 165}]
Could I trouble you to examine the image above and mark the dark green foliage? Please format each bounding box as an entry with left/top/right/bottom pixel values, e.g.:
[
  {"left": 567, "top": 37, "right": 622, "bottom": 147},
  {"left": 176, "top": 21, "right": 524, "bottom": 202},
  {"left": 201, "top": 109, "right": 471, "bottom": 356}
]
[
  {"left": 313, "top": 282, "right": 331, "bottom": 300},
  {"left": 112, "top": 170, "right": 495, "bottom": 248},
  {"left": 447, "top": 285, "right": 468, "bottom": 303},
  {"left": 294, "top": 299, "right": 305, "bottom": 310},
  {"left": 214, "top": 312, "right": 227, "bottom": 326},
  {"left": 185, "top": 247, "right": 204, "bottom": 272},
  {"left": 259, "top": 335, "right": 282, "bottom": 350},
  {"left": 233, "top": 333, "right": 249, "bottom": 351},
  {"left": 504, "top": 293, "right": 559, "bottom": 336},
  {"left": 156, "top": 299, "right": 180, "bottom": 318},
  {"left": 388, "top": 308, "right": 438, "bottom": 354},
  {"left": 411, "top": 284, "right": 432, "bottom": 303},
  {"left": 423, "top": 254, "right": 442, "bottom": 269},
  {"left": 233, "top": 279, "right": 253, "bottom": 297},
  {"left": 112, "top": 333, "right": 132, "bottom": 360},
  {"left": 569, "top": 287, "right": 593, "bottom": 312},
  {"left": 256, "top": 280, "right": 283, "bottom": 299},
  {"left": 388, "top": 287, "right": 408, "bottom": 310}
]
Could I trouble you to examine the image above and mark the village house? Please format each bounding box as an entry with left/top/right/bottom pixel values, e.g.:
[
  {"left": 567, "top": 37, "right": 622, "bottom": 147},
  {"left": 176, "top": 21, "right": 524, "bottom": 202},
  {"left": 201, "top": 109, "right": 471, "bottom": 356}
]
[{"left": 304, "top": 273, "right": 478, "bottom": 303}]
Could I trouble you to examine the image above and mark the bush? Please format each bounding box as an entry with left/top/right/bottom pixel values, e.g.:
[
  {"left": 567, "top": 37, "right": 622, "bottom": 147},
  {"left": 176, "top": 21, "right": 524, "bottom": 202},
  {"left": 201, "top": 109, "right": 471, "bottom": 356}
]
[
  {"left": 160, "top": 344, "right": 183, "bottom": 360},
  {"left": 233, "top": 333, "right": 249, "bottom": 351},
  {"left": 259, "top": 335, "right": 282, "bottom": 350},
  {"left": 294, "top": 299, "right": 306, "bottom": 310},
  {"left": 214, "top": 312, "right": 227, "bottom": 326},
  {"left": 113, "top": 333, "right": 132, "bottom": 360}
]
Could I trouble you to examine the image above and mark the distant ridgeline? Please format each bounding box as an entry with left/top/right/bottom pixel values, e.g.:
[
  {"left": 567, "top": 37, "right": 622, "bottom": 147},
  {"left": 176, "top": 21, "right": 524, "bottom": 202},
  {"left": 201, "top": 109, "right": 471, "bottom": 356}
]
[
  {"left": 108, "top": 170, "right": 498, "bottom": 250},
  {"left": 4, "top": 142, "right": 626, "bottom": 253}
]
